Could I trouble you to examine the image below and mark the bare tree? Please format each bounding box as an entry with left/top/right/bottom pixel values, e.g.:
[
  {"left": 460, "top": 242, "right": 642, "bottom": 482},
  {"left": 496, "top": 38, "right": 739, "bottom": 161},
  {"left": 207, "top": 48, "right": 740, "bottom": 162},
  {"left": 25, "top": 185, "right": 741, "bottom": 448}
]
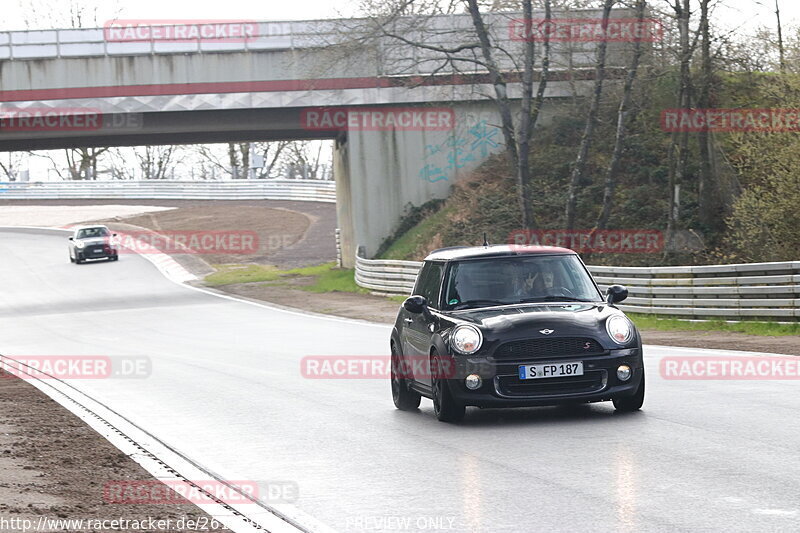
[
  {"left": 350, "top": 0, "right": 554, "bottom": 228},
  {"left": 664, "top": 0, "right": 695, "bottom": 255},
  {"left": 108, "top": 146, "right": 186, "bottom": 180},
  {"left": 281, "top": 141, "right": 332, "bottom": 179},
  {"left": 696, "top": 0, "right": 717, "bottom": 230},
  {"left": 254, "top": 141, "right": 291, "bottom": 179},
  {"left": 195, "top": 141, "right": 295, "bottom": 180},
  {"left": 564, "top": 0, "right": 615, "bottom": 229},
  {"left": 595, "top": 0, "right": 647, "bottom": 230},
  {"left": 0, "top": 153, "right": 25, "bottom": 181},
  {"left": 16, "top": 0, "right": 122, "bottom": 29},
  {"left": 65, "top": 147, "right": 109, "bottom": 180}
]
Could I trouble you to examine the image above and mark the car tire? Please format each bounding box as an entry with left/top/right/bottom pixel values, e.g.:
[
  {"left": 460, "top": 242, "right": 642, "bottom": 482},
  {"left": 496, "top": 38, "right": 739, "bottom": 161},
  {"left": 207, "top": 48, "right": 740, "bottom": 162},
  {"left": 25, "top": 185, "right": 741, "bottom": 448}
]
[
  {"left": 69, "top": 253, "right": 75, "bottom": 263},
  {"left": 431, "top": 351, "right": 465, "bottom": 423},
  {"left": 75, "top": 254, "right": 83, "bottom": 264},
  {"left": 613, "top": 372, "right": 645, "bottom": 412},
  {"left": 391, "top": 344, "right": 421, "bottom": 411}
]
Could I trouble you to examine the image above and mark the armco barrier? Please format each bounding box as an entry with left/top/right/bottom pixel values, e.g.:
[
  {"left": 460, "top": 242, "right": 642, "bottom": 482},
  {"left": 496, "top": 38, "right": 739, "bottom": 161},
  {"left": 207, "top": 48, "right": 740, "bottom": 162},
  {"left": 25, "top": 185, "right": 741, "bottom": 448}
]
[
  {"left": 355, "top": 253, "right": 420, "bottom": 295},
  {"left": 0, "top": 180, "right": 336, "bottom": 202},
  {"left": 354, "top": 249, "right": 800, "bottom": 320}
]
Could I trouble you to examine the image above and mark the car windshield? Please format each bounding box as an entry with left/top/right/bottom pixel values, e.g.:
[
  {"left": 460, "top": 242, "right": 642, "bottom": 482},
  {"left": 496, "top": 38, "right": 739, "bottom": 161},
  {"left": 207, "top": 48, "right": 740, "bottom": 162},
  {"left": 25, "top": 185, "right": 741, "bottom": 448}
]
[
  {"left": 76, "top": 227, "right": 109, "bottom": 239},
  {"left": 442, "top": 255, "right": 602, "bottom": 310}
]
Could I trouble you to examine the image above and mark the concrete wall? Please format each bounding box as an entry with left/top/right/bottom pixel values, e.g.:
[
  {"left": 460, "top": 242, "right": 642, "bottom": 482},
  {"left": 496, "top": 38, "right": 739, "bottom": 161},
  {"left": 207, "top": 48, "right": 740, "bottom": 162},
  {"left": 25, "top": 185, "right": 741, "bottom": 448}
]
[{"left": 339, "top": 100, "right": 565, "bottom": 266}]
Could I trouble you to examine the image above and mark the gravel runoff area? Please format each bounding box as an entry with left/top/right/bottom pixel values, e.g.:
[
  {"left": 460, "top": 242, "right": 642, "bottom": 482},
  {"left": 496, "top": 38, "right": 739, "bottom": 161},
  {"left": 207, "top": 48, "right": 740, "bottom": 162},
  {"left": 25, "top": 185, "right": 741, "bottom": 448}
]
[
  {"left": 0, "top": 198, "right": 337, "bottom": 269},
  {"left": 0, "top": 370, "right": 230, "bottom": 533},
  {"left": 0, "top": 204, "right": 176, "bottom": 228}
]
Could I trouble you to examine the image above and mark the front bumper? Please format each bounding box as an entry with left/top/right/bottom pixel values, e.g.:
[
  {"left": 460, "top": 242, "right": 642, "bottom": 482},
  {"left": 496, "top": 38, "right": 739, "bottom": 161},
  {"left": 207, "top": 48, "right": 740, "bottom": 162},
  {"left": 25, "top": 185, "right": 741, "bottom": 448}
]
[
  {"left": 78, "top": 246, "right": 118, "bottom": 260},
  {"left": 445, "top": 348, "right": 643, "bottom": 408}
]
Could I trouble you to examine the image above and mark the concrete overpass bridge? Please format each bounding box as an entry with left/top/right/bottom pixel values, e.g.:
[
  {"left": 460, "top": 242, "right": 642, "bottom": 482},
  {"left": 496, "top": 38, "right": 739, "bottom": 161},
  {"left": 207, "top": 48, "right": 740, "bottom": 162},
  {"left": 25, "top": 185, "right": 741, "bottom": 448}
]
[{"left": 0, "top": 10, "right": 635, "bottom": 265}]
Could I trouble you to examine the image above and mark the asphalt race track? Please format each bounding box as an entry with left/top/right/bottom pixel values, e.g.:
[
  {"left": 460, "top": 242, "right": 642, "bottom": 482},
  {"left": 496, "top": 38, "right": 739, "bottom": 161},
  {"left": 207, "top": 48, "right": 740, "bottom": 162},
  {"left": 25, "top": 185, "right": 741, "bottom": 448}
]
[{"left": 0, "top": 229, "right": 798, "bottom": 533}]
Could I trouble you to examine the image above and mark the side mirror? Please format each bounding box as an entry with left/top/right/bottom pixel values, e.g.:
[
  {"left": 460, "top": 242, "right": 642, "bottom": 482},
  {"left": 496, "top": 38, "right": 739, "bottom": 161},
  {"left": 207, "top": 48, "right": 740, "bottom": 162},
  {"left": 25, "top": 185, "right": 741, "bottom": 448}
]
[
  {"left": 68, "top": 237, "right": 73, "bottom": 241},
  {"left": 112, "top": 233, "right": 118, "bottom": 237},
  {"left": 403, "top": 295, "right": 428, "bottom": 314},
  {"left": 606, "top": 285, "right": 628, "bottom": 305}
]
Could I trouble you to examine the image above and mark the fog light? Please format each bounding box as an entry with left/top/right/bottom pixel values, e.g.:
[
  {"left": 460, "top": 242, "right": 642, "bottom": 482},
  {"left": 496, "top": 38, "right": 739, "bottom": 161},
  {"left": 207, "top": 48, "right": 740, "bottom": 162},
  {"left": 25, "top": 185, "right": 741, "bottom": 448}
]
[
  {"left": 465, "top": 374, "right": 482, "bottom": 390},
  {"left": 617, "top": 365, "right": 632, "bottom": 381}
]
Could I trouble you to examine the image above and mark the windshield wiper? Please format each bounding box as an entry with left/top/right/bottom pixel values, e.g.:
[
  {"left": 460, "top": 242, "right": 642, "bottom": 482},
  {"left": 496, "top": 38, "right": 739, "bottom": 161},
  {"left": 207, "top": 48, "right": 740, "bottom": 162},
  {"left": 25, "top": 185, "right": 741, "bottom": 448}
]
[
  {"left": 452, "top": 299, "right": 508, "bottom": 310},
  {"left": 518, "top": 296, "right": 594, "bottom": 303}
]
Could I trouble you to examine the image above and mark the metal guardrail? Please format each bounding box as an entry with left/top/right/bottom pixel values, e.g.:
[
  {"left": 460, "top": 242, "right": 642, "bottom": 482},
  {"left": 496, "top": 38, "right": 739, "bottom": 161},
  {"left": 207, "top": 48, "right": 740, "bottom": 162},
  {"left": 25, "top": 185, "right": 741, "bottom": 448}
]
[
  {"left": 0, "top": 180, "right": 336, "bottom": 202},
  {"left": 354, "top": 251, "right": 800, "bottom": 320},
  {"left": 355, "top": 252, "right": 421, "bottom": 295},
  {"left": 591, "top": 263, "right": 800, "bottom": 319}
]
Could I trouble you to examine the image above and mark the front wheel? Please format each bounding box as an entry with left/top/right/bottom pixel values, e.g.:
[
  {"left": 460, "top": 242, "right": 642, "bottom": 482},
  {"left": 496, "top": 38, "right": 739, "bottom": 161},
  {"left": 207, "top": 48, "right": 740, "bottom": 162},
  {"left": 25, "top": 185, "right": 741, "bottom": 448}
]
[
  {"left": 613, "top": 372, "right": 645, "bottom": 412},
  {"left": 431, "top": 352, "right": 465, "bottom": 423},
  {"left": 391, "top": 345, "right": 421, "bottom": 411}
]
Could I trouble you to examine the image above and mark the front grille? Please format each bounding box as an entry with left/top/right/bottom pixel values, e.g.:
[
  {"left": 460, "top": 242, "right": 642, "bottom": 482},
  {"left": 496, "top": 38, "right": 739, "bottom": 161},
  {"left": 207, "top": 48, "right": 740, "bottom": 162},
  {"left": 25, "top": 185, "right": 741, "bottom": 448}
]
[
  {"left": 496, "top": 370, "right": 606, "bottom": 397},
  {"left": 492, "top": 337, "right": 604, "bottom": 360},
  {"left": 87, "top": 245, "right": 107, "bottom": 255}
]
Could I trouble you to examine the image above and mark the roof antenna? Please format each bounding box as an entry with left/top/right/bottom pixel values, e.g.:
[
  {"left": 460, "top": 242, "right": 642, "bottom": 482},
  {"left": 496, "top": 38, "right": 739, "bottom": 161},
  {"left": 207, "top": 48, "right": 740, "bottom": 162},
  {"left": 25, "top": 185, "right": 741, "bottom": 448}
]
[{"left": 483, "top": 232, "right": 489, "bottom": 247}]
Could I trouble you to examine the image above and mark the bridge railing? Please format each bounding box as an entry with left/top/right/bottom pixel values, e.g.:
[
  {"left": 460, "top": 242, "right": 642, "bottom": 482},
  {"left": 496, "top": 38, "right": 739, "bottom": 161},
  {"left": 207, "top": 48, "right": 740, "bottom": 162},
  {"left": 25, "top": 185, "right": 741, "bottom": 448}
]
[
  {"left": 354, "top": 250, "right": 800, "bottom": 320},
  {"left": 0, "top": 179, "right": 336, "bottom": 202},
  {"left": 0, "top": 10, "right": 632, "bottom": 72}
]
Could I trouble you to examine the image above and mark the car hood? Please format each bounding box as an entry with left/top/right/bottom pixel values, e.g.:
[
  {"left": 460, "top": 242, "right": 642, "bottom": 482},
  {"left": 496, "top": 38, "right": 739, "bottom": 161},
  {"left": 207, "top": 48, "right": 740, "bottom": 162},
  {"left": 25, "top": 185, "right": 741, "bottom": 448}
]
[{"left": 447, "top": 303, "right": 625, "bottom": 341}]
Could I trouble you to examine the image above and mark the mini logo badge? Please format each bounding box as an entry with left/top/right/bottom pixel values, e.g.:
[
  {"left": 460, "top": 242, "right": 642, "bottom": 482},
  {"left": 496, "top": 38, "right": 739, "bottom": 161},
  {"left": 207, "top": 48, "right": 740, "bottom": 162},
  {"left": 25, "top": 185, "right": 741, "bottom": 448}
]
[{"left": 539, "top": 329, "right": 554, "bottom": 335}]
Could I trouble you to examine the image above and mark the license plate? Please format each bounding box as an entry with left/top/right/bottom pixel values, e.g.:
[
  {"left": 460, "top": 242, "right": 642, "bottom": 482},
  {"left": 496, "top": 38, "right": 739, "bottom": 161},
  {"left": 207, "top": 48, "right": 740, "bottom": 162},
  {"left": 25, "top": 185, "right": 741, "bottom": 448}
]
[{"left": 518, "top": 361, "right": 584, "bottom": 380}]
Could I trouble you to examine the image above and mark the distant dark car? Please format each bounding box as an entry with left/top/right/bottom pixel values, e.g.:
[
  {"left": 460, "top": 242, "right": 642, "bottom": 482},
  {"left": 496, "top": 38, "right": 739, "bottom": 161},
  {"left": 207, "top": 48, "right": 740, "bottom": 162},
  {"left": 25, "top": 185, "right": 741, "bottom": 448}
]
[
  {"left": 68, "top": 225, "right": 119, "bottom": 264},
  {"left": 390, "top": 245, "right": 644, "bottom": 422}
]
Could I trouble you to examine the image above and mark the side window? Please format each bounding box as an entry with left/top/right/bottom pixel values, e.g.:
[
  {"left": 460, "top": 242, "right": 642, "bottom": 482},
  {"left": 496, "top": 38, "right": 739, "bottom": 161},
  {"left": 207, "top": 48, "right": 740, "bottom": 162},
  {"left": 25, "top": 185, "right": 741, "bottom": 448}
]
[{"left": 413, "top": 262, "right": 444, "bottom": 309}]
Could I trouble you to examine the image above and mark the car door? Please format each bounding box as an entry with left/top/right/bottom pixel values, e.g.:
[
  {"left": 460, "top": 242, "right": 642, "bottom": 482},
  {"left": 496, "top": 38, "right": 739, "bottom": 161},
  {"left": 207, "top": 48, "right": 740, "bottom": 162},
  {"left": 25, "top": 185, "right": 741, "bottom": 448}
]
[{"left": 401, "top": 261, "right": 444, "bottom": 386}]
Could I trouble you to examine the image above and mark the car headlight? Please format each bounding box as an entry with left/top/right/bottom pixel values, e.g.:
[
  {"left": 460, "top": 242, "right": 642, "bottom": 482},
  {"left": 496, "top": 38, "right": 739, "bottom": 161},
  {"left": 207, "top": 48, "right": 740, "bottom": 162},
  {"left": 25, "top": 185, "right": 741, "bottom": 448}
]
[
  {"left": 452, "top": 325, "right": 483, "bottom": 355},
  {"left": 75, "top": 241, "right": 85, "bottom": 249},
  {"left": 606, "top": 315, "right": 633, "bottom": 345}
]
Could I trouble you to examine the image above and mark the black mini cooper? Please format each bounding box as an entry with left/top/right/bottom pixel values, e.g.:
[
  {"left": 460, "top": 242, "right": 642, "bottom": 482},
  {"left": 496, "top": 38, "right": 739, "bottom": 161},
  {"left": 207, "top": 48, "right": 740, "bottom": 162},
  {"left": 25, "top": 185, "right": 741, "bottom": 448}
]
[{"left": 390, "top": 245, "right": 644, "bottom": 422}]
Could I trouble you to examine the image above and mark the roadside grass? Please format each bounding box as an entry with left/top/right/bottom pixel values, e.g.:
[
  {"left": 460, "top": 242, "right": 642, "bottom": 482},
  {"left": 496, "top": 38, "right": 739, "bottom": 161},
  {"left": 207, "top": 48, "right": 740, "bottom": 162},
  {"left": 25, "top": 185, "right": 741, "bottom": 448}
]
[
  {"left": 205, "top": 264, "right": 283, "bottom": 285},
  {"left": 205, "top": 262, "right": 369, "bottom": 294},
  {"left": 301, "top": 264, "right": 366, "bottom": 293},
  {"left": 629, "top": 313, "right": 800, "bottom": 337}
]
